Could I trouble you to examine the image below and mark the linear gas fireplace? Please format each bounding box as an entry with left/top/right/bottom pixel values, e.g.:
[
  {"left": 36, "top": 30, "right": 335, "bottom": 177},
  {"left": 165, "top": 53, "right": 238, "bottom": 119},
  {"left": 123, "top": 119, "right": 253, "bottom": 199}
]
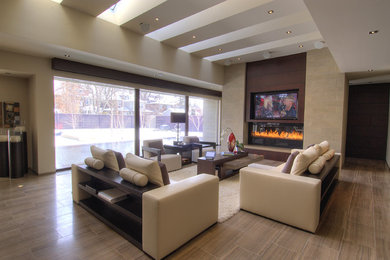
[{"left": 248, "top": 122, "right": 303, "bottom": 149}]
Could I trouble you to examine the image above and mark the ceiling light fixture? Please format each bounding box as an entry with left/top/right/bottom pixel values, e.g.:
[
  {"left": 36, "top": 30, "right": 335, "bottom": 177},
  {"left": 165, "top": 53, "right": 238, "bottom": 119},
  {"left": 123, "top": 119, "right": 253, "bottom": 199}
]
[
  {"left": 267, "top": 10, "right": 274, "bottom": 14},
  {"left": 368, "top": 69, "right": 374, "bottom": 72},
  {"left": 314, "top": 41, "right": 325, "bottom": 49},
  {"left": 64, "top": 54, "right": 70, "bottom": 58},
  {"left": 263, "top": 52, "right": 271, "bottom": 59},
  {"left": 237, "top": 57, "right": 241, "bottom": 61},
  {"left": 286, "top": 30, "right": 292, "bottom": 34},
  {"left": 368, "top": 30, "right": 379, "bottom": 35},
  {"left": 192, "top": 35, "right": 196, "bottom": 39},
  {"left": 298, "top": 45, "right": 303, "bottom": 48},
  {"left": 218, "top": 48, "right": 222, "bottom": 51},
  {"left": 155, "top": 17, "right": 159, "bottom": 21},
  {"left": 139, "top": 22, "right": 150, "bottom": 33}
]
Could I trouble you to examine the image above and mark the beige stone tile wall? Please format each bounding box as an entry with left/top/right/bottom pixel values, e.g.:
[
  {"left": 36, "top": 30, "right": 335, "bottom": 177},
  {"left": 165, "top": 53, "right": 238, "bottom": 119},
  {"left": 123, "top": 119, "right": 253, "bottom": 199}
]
[{"left": 304, "top": 48, "right": 348, "bottom": 162}]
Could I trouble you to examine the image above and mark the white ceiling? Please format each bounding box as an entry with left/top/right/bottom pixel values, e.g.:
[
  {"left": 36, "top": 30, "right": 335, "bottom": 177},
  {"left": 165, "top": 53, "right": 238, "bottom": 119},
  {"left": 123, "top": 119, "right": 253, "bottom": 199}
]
[{"left": 3, "top": 0, "right": 389, "bottom": 85}]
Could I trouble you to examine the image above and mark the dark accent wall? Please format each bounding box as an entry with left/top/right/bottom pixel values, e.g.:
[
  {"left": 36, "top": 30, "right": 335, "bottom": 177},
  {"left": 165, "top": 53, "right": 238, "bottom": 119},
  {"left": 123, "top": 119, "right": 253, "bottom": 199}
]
[
  {"left": 346, "top": 84, "right": 389, "bottom": 160},
  {"left": 52, "top": 58, "right": 222, "bottom": 97},
  {"left": 245, "top": 53, "right": 306, "bottom": 123}
]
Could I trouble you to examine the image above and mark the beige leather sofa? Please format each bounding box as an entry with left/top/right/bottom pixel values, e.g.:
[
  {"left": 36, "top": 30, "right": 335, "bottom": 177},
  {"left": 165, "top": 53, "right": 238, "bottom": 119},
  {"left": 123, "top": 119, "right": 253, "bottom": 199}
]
[
  {"left": 143, "top": 174, "right": 218, "bottom": 259},
  {"left": 72, "top": 164, "right": 218, "bottom": 260},
  {"left": 240, "top": 143, "right": 340, "bottom": 233},
  {"left": 240, "top": 166, "right": 321, "bottom": 232}
]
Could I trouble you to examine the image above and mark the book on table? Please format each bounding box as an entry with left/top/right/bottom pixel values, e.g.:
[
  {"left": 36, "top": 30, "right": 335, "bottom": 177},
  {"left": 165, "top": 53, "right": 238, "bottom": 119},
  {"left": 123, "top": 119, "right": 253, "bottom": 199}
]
[
  {"left": 221, "top": 151, "right": 234, "bottom": 156},
  {"left": 97, "top": 188, "right": 127, "bottom": 203}
]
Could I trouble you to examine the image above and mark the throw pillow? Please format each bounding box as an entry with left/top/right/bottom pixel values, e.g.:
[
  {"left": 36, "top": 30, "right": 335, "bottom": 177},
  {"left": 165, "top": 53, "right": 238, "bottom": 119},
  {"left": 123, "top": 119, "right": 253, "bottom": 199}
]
[
  {"left": 119, "top": 168, "right": 148, "bottom": 187},
  {"left": 108, "top": 149, "right": 126, "bottom": 170},
  {"left": 322, "top": 149, "right": 335, "bottom": 160},
  {"left": 308, "top": 156, "right": 327, "bottom": 174},
  {"left": 318, "top": 140, "right": 330, "bottom": 155},
  {"left": 125, "top": 153, "right": 164, "bottom": 186},
  {"left": 157, "top": 161, "right": 170, "bottom": 185},
  {"left": 281, "top": 151, "right": 300, "bottom": 173},
  {"left": 90, "top": 145, "right": 120, "bottom": 171},
  {"left": 84, "top": 157, "right": 104, "bottom": 170},
  {"left": 290, "top": 145, "right": 321, "bottom": 175}
]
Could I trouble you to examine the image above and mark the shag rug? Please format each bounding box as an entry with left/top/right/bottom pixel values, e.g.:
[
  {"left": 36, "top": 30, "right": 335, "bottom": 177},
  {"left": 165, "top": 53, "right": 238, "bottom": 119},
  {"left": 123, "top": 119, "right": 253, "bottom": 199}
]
[{"left": 169, "top": 165, "right": 240, "bottom": 223}]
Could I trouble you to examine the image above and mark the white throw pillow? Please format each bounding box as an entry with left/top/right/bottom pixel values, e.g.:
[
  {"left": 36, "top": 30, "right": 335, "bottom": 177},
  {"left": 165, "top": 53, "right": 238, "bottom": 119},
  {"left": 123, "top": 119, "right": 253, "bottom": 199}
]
[
  {"left": 119, "top": 168, "right": 148, "bottom": 187},
  {"left": 90, "top": 145, "right": 120, "bottom": 171},
  {"left": 322, "top": 149, "right": 335, "bottom": 160},
  {"left": 318, "top": 140, "right": 330, "bottom": 155},
  {"left": 125, "top": 153, "right": 164, "bottom": 186},
  {"left": 84, "top": 157, "right": 104, "bottom": 170},
  {"left": 308, "top": 156, "right": 327, "bottom": 174},
  {"left": 290, "top": 145, "right": 321, "bottom": 175}
]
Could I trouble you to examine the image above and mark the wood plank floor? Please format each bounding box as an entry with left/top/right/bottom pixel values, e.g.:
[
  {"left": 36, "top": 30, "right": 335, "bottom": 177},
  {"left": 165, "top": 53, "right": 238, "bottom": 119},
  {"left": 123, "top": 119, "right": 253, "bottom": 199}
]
[{"left": 0, "top": 158, "right": 389, "bottom": 259}]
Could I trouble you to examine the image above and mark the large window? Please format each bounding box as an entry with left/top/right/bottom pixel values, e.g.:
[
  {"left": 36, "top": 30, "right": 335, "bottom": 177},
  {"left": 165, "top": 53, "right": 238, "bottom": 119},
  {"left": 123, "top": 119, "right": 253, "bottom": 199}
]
[
  {"left": 189, "top": 97, "right": 220, "bottom": 142},
  {"left": 140, "top": 90, "right": 185, "bottom": 149},
  {"left": 54, "top": 77, "right": 135, "bottom": 169}
]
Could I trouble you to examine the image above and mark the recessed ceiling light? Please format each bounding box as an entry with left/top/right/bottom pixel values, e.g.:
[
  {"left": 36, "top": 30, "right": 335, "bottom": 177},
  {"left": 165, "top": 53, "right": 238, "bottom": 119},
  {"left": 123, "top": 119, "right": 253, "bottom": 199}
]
[
  {"left": 218, "top": 48, "right": 222, "bottom": 51},
  {"left": 64, "top": 54, "right": 70, "bottom": 58},
  {"left": 192, "top": 35, "right": 196, "bottom": 39},
  {"left": 286, "top": 30, "right": 292, "bottom": 34},
  {"left": 18, "top": 185, "right": 24, "bottom": 188},
  {"left": 368, "top": 69, "right": 374, "bottom": 72},
  {"left": 369, "top": 30, "right": 379, "bottom": 35},
  {"left": 155, "top": 17, "right": 159, "bottom": 21},
  {"left": 267, "top": 10, "right": 274, "bottom": 14},
  {"left": 237, "top": 57, "right": 241, "bottom": 61},
  {"left": 298, "top": 45, "right": 303, "bottom": 48}
]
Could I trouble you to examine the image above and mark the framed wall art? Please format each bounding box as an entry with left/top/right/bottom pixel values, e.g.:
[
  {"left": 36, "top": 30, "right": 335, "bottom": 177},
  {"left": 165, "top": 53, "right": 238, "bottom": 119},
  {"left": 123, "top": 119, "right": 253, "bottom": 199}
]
[{"left": 3, "top": 102, "right": 20, "bottom": 128}]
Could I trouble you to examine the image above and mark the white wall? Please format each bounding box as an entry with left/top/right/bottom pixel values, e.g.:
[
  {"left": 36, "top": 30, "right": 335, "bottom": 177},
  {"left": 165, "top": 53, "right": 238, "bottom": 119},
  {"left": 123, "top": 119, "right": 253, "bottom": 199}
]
[{"left": 386, "top": 91, "right": 390, "bottom": 167}]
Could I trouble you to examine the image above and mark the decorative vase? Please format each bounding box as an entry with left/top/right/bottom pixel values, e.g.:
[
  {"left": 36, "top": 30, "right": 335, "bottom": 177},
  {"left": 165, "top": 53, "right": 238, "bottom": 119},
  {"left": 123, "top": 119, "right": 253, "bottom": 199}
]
[{"left": 227, "top": 132, "right": 236, "bottom": 152}]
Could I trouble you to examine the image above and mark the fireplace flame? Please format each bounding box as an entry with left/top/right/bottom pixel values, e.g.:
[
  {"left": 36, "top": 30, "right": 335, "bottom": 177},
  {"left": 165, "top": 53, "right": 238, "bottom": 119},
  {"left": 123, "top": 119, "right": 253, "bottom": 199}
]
[{"left": 252, "top": 130, "right": 303, "bottom": 140}]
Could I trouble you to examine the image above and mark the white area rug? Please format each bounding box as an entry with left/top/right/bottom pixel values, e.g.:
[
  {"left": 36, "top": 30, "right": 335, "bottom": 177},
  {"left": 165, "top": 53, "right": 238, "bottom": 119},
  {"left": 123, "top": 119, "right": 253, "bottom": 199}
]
[{"left": 169, "top": 165, "right": 240, "bottom": 223}]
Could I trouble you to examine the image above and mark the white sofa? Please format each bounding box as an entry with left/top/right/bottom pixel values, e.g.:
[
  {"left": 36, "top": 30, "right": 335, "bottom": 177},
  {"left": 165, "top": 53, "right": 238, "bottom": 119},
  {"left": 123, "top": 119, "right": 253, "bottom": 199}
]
[
  {"left": 72, "top": 164, "right": 219, "bottom": 260},
  {"left": 240, "top": 143, "right": 340, "bottom": 233}
]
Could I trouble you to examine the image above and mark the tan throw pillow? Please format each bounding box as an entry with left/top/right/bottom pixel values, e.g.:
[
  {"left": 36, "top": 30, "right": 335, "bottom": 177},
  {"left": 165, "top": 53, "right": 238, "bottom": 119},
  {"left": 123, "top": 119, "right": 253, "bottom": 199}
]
[
  {"left": 125, "top": 153, "right": 164, "bottom": 186},
  {"left": 281, "top": 151, "right": 300, "bottom": 174},
  {"left": 308, "top": 156, "right": 327, "bottom": 174},
  {"left": 91, "top": 145, "right": 120, "bottom": 171},
  {"left": 84, "top": 157, "right": 104, "bottom": 170},
  {"left": 290, "top": 145, "right": 321, "bottom": 175},
  {"left": 318, "top": 140, "right": 330, "bottom": 155},
  {"left": 119, "top": 168, "right": 148, "bottom": 187},
  {"left": 108, "top": 149, "right": 126, "bottom": 170},
  {"left": 322, "top": 149, "right": 335, "bottom": 160}
]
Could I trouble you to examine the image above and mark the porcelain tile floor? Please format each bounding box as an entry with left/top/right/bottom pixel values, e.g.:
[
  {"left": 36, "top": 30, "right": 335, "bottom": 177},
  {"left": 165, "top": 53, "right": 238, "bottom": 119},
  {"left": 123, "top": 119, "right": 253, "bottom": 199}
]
[{"left": 0, "top": 158, "right": 389, "bottom": 259}]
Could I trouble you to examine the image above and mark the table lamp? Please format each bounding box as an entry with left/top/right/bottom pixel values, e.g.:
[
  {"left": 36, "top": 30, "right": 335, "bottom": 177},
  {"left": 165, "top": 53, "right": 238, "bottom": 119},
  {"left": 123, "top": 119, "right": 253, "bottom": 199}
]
[{"left": 170, "top": 112, "right": 186, "bottom": 143}]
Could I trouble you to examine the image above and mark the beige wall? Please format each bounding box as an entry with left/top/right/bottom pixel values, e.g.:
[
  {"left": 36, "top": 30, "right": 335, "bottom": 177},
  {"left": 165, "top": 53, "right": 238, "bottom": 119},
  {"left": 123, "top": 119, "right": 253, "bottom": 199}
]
[
  {"left": 221, "top": 64, "right": 246, "bottom": 150},
  {"left": 0, "top": 75, "right": 33, "bottom": 168},
  {"left": 0, "top": 50, "right": 55, "bottom": 174},
  {"left": 0, "top": 0, "right": 223, "bottom": 86},
  {"left": 304, "top": 48, "right": 348, "bottom": 163}
]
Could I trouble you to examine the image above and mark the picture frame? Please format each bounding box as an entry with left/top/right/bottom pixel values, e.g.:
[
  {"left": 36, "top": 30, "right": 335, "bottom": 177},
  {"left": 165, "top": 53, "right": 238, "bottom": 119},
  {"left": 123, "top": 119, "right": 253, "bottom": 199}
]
[{"left": 3, "top": 102, "right": 20, "bottom": 128}]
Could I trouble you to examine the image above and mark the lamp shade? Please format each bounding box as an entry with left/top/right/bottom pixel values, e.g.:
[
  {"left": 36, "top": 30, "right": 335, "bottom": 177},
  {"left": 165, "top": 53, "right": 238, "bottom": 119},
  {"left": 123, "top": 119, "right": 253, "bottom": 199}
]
[{"left": 170, "top": 112, "right": 186, "bottom": 123}]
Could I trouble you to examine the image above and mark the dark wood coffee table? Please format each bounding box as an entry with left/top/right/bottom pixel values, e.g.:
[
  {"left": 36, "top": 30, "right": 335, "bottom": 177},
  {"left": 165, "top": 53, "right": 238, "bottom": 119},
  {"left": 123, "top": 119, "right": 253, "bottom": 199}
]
[{"left": 197, "top": 152, "right": 249, "bottom": 179}]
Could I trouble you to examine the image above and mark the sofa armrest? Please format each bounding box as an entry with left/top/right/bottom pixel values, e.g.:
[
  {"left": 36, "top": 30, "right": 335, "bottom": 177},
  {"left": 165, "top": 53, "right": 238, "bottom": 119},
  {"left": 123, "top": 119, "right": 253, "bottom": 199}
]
[
  {"left": 142, "top": 174, "right": 219, "bottom": 260},
  {"left": 239, "top": 167, "right": 321, "bottom": 233}
]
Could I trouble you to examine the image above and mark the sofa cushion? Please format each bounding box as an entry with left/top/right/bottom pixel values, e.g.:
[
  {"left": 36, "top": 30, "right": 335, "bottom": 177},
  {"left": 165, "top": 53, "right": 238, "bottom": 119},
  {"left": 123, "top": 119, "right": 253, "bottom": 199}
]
[
  {"left": 183, "top": 136, "right": 200, "bottom": 144},
  {"left": 318, "top": 141, "right": 330, "bottom": 155},
  {"left": 308, "top": 156, "right": 327, "bottom": 174},
  {"left": 125, "top": 153, "right": 164, "bottom": 186},
  {"left": 119, "top": 168, "right": 148, "bottom": 187},
  {"left": 281, "top": 151, "right": 300, "bottom": 173},
  {"left": 290, "top": 145, "right": 321, "bottom": 175},
  {"left": 90, "top": 145, "right": 120, "bottom": 171},
  {"left": 84, "top": 157, "right": 104, "bottom": 170},
  {"left": 158, "top": 162, "right": 170, "bottom": 185},
  {"left": 322, "top": 149, "right": 335, "bottom": 160}
]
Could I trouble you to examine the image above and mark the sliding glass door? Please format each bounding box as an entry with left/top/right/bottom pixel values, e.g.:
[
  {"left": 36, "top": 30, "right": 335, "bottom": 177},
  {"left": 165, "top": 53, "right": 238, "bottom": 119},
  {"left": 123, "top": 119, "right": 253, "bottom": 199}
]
[{"left": 54, "top": 77, "right": 135, "bottom": 169}]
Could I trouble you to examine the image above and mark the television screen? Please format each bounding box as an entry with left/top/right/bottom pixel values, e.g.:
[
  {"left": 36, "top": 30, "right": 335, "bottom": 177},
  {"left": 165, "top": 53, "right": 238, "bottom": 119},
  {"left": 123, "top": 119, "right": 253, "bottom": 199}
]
[{"left": 253, "top": 91, "right": 298, "bottom": 120}]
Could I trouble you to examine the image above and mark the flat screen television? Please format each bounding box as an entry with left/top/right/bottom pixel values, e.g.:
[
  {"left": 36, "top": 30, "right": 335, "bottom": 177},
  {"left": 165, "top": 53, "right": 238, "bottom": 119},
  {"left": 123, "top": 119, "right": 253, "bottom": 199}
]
[{"left": 251, "top": 90, "right": 298, "bottom": 120}]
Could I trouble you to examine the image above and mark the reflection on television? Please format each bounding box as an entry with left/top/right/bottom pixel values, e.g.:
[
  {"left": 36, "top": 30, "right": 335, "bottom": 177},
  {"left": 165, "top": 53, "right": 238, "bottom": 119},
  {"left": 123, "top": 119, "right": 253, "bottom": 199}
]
[{"left": 254, "top": 91, "right": 298, "bottom": 120}]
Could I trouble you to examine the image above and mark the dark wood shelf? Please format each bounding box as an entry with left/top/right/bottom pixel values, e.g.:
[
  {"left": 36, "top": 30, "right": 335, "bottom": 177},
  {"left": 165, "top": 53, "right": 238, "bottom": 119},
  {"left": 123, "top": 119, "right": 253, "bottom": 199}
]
[{"left": 79, "top": 197, "right": 142, "bottom": 249}]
